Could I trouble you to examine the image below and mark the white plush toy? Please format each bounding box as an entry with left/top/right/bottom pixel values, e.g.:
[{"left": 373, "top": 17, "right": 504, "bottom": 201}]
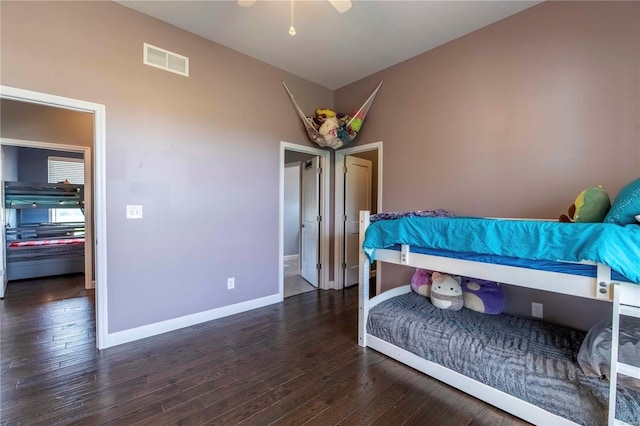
[
  {"left": 430, "top": 272, "right": 464, "bottom": 311},
  {"left": 319, "top": 117, "right": 339, "bottom": 141}
]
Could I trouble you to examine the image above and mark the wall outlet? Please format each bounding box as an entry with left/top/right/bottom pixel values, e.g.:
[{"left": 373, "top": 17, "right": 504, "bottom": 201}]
[
  {"left": 227, "top": 277, "right": 235, "bottom": 290},
  {"left": 531, "top": 302, "right": 543, "bottom": 318},
  {"left": 126, "top": 205, "right": 143, "bottom": 219}
]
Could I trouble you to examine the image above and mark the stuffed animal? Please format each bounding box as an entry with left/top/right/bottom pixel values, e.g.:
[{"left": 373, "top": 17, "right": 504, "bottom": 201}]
[
  {"left": 410, "top": 268, "right": 432, "bottom": 297},
  {"left": 319, "top": 117, "right": 339, "bottom": 139},
  {"left": 430, "top": 272, "right": 463, "bottom": 311},
  {"left": 350, "top": 117, "right": 362, "bottom": 132},
  {"left": 315, "top": 108, "right": 336, "bottom": 119},
  {"left": 462, "top": 277, "right": 505, "bottom": 314},
  {"left": 560, "top": 186, "right": 611, "bottom": 223}
]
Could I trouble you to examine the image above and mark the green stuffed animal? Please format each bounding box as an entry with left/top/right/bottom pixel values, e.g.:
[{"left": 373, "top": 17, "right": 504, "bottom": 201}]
[{"left": 560, "top": 185, "right": 611, "bottom": 223}]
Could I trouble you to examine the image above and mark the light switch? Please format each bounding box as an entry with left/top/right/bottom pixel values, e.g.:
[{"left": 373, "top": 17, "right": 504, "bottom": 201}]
[{"left": 126, "top": 205, "right": 143, "bottom": 219}]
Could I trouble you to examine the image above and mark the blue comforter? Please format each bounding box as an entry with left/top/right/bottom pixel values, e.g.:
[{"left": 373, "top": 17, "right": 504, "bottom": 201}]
[{"left": 362, "top": 217, "right": 640, "bottom": 284}]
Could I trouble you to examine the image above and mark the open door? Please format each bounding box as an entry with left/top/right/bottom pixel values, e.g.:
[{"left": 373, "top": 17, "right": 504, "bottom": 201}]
[
  {"left": 300, "top": 157, "right": 320, "bottom": 287},
  {"left": 343, "top": 155, "right": 372, "bottom": 287}
]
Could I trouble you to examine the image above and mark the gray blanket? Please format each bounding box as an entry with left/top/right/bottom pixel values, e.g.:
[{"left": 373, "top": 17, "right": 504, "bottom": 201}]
[{"left": 367, "top": 292, "right": 640, "bottom": 425}]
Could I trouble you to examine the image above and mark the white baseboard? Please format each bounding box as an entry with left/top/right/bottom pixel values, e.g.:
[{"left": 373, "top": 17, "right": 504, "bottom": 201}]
[
  {"left": 283, "top": 254, "right": 299, "bottom": 262},
  {"left": 104, "top": 293, "right": 282, "bottom": 349}
]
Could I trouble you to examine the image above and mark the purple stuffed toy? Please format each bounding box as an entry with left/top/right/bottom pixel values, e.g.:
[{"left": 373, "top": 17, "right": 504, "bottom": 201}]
[
  {"left": 461, "top": 277, "right": 505, "bottom": 315},
  {"left": 410, "top": 268, "right": 432, "bottom": 297}
]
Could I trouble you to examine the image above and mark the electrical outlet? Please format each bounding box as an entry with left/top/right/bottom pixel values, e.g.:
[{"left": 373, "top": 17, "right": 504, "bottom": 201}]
[
  {"left": 126, "top": 205, "right": 143, "bottom": 219},
  {"left": 227, "top": 277, "right": 235, "bottom": 290},
  {"left": 532, "top": 302, "right": 543, "bottom": 318}
]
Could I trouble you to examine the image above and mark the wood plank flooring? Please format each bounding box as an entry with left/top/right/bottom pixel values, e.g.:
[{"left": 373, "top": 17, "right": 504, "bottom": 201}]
[{"left": 0, "top": 275, "right": 529, "bottom": 425}]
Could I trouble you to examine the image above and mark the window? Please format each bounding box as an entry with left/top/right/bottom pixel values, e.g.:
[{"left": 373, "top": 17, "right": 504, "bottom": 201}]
[{"left": 48, "top": 156, "right": 85, "bottom": 223}]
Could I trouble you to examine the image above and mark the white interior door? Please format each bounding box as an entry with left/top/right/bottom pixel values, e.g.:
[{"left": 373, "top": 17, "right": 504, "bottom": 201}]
[
  {"left": 300, "top": 156, "right": 320, "bottom": 287},
  {"left": 344, "top": 155, "right": 371, "bottom": 287},
  {"left": 0, "top": 148, "right": 6, "bottom": 298}
]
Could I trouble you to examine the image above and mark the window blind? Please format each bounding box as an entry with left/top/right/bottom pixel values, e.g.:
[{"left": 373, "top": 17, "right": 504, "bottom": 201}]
[{"left": 48, "top": 157, "right": 84, "bottom": 184}]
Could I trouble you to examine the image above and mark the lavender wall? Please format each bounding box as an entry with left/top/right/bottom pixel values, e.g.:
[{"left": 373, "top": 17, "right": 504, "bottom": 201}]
[
  {"left": 1, "top": 1, "right": 332, "bottom": 333},
  {"left": 1, "top": 99, "right": 94, "bottom": 148},
  {"left": 335, "top": 1, "right": 639, "bottom": 330}
]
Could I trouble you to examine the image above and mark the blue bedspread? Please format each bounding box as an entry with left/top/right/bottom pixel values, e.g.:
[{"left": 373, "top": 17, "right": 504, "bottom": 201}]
[{"left": 362, "top": 217, "right": 640, "bottom": 284}]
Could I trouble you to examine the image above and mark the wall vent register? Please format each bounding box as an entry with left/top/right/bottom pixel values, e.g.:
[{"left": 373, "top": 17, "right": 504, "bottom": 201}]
[{"left": 143, "top": 43, "right": 189, "bottom": 77}]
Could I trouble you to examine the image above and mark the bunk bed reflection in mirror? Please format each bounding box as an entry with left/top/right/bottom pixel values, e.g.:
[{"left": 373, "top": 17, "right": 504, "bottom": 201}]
[{"left": 4, "top": 181, "right": 85, "bottom": 280}]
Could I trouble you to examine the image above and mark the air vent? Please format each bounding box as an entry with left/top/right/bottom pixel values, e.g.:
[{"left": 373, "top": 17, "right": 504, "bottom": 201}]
[{"left": 143, "top": 43, "right": 189, "bottom": 77}]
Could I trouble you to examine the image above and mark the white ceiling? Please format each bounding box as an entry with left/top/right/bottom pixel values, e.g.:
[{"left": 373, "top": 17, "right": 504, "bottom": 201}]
[{"left": 119, "top": 1, "right": 541, "bottom": 89}]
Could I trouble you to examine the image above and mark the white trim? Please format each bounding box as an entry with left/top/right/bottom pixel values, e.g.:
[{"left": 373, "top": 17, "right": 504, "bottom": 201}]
[
  {"left": 283, "top": 254, "right": 299, "bottom": 262},
  {"left": 106, "top": 293, "right": 281, "bottom": 348},
  {"left": 280, "top": 142, "right": 331, "bottom": 298},
  {"left": 1, "top": 85, "right": 108, "bottom": 350},
  {"left": 334, "top": 141, "right": 383, "bottom": 290}
]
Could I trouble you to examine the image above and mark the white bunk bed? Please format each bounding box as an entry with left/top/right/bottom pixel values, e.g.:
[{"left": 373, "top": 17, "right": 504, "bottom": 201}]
[{"left": 358, "top": 211, "right": 640, "bottom": 426}]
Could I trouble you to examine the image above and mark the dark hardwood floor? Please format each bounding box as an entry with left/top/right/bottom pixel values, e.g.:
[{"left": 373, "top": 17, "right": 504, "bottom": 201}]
[{"left": 1, "top": 275, "right": 529, "bottom": 426}]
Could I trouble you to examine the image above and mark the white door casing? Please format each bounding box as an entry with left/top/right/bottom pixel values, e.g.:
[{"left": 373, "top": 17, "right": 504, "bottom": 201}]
[
  {"left": 334, "top": 141, "right": 383, "bottom": 291},
  {"left": 344, "top": 156, "right": 371, "bottom": 287},
  {"left": 0, "top": 85, "right": 107, "bottom": 349},
  {"left": 301, "top": 156, "right": 320, "bottom": 287}
]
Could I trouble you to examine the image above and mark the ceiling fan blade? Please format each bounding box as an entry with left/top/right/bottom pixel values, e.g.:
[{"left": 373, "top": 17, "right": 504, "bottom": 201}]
[
  {"left": 237, "top": 0, "right": 256, "bottom": 7},
  {"left": 328, "top": 0, "right": 352, "bottom": 13}
]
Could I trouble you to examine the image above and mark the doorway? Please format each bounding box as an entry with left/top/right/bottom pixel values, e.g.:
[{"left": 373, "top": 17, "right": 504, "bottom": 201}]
[
  {"left": 334, "top": 141, "right": 383, "bottom": 293},
  {"left": 280, "top": 142, "right": 330, "bottom": 298},
  {"left": 0, "top": 143, "right": 90, "bottom": 299},
  {"left": 284, "top": 157, "right": 317, "bottom": 297},
  {"left": 0, "top": 85, "right": 108, "bottom": 349}
]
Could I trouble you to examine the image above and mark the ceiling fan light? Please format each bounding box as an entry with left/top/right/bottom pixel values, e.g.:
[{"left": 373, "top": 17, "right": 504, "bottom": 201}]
[
  {"left": 237, "top": 0, "right": 256, "bottom": 7},
  {"left": 328, "top": 0, "right": 352, "bottom": 13},
  {"left": 289, "top": 26, "right": 296, "bottom": 36}
]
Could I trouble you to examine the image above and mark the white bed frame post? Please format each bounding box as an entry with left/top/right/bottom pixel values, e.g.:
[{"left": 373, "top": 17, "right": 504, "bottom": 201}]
[
  {"left": 608, "top": 282, "right": 640, "bottom": 426},
  {"left": 358, "top": 211, "right": 370, "bottom": 348},
  {"left": 608, "top": 282, "right": 621, "bottom": 426}
]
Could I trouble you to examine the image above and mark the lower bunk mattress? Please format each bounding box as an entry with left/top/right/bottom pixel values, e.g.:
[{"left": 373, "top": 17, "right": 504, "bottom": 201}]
[
  {"left": 6, "top": 242, "right": 85, "bottom": 281},
  {"left": 367, "top": 292, "right": 640, "bottom": 425}
]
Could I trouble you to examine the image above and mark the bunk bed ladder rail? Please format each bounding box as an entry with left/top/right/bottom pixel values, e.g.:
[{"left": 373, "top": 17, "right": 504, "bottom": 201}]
[
  {"left": 608, "top": 282, "right": 640, "bottom": 426},
  {"left": 358, "top": 211, "right": 371, "bottom": 348}
]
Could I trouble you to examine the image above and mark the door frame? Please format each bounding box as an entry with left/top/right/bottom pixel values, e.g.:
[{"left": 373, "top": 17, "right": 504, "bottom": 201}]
[
  {"left": 0, "top": 138, "right": 92, "bottom": 291},
  {"left": 279, "top": 142, "right": 331, "bottom": 295},
  {"left": 334, "top": 141, "right": 383, "bottom": 290},
  {"left": 0, "top": 85, "right": 108, "bottom": 350}
]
